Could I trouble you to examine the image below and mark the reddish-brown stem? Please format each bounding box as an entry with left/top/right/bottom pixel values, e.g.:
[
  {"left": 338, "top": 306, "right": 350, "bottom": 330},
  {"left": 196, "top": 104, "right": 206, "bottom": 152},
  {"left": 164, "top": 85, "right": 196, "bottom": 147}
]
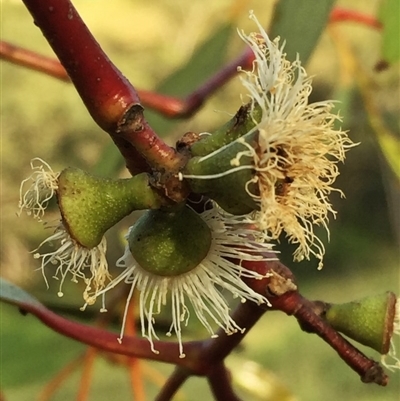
[
  {"left": 138, "top": 47, "right": 255, "bottom": 118},
  {"left": 18, "top": 299, "right": 200, "bottom": 368},
  {"left": 208, "top": 363, "right": 242, "bottom": 401},
  {"left": 22, "top": 0, "right": 138, "bottom": 131},
  {"left": 154, "top": 366, "right": 190, "bottom": 401},
  {"left": 0, "top": 41, "right": 69, "bottom": 81},
  {"left": 21, "top": 0, "right": 177, "bottom": 173},
  {"left": 329, "top": 7, "right": 382, "bottom": 29},
  {"left": 293, "top": 296, "right": 389, "bottom": 386},
  {"left": 0, "top": 39, "right": 254, "bottom": 119},
  {"left": 194, "top": 299, "right": 266, "bottom": 373},
  {"left": 241, "top": 259, "right": 389, "bottom": 386}
]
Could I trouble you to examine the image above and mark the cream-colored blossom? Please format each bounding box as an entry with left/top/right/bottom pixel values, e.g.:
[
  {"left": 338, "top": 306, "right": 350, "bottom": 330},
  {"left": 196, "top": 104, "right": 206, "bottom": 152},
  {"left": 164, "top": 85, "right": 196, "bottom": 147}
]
[
  {"left": 234, "top": 12, "right": 355, "bottom": 268},
  {"left": 34, "top": 222, "right": 110, "bottom": 305},
  {"left": 18, "top": 158, "right": 59, "bottom": 221},
  {"left": 90, "top": 204, "right": 276, "bottom": 358}
]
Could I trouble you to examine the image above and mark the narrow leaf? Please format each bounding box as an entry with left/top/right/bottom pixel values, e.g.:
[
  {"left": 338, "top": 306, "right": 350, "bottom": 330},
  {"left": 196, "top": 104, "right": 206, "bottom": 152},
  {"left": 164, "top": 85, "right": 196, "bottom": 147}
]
[
  {"left": 269, "top": 0, "right": 335, "bottom": 64},
  {"left": 145, "top": 22, "right": 234, "bottom": 133},
  {"left": 379, "top": 0, "right": 400, "bottom": 63}
]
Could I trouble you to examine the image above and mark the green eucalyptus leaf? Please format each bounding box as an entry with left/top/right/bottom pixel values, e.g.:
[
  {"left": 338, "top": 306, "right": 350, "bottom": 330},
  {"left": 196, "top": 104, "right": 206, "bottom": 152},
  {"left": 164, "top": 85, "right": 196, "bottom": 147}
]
[
  {"left": 269, "top": 0, "right": 335, "bottom": 64},
  {"left": 145, "top": 22, "right": 234, "bottom": 133},
  {"left": 379, "top": 0, "right": 400, "bottom": 63}
]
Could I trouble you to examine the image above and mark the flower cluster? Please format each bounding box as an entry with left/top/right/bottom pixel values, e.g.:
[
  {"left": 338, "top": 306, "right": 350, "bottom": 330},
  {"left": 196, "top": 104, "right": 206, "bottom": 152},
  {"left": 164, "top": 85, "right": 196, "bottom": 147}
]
[
  {"left": 19, "top": 158, "right": 276, "bottom": 357},
  {"left": 18, "top": 12, "right": 367, "bottom": 360}
]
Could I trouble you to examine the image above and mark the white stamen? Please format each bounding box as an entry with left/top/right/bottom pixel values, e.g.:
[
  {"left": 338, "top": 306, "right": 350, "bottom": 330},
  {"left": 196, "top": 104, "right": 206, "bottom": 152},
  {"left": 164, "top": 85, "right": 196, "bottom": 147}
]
[
  {"left": 18, "top": 158, "right": 59, "bottom": 221},
  {"left": 90, "top": 204, "right": 276, "bottom": 358}
]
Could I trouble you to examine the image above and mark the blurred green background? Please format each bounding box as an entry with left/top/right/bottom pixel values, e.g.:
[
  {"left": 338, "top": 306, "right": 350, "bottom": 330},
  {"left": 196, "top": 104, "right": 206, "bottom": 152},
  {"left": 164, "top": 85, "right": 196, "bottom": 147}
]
[{"left": 1, "top": 0, "right": 399, "bottom": 400}]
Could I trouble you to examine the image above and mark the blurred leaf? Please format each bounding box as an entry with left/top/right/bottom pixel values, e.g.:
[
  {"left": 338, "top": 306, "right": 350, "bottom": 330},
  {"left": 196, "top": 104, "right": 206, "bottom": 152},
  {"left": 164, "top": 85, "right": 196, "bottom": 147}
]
[
  {"left": 160, "top": 23, "right": 234, "bottom": 96},
  {"left": 145, "top": 22, "right": 235, "bottom": 134},
  {"left": 269, "top": 0, "right": 335, "bottom": 64},
  {"left": 93, "top": 142, "right": 125, "bottom": 176},
  {"left": 0, "top": 277, "right": 44, "bottom": 309},
  {"left": 375, "top": 128, "right": 400, "bottom": 180},
  {"left": 379, "top": 0, "right": 400, "bottom": 63}
]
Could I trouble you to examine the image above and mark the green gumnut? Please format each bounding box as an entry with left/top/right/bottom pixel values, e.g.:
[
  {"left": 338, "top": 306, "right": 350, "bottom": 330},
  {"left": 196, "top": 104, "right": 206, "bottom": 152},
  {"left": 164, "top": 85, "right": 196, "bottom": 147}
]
[
  {"left": 57, "top": 168, "right": 163, "bottom": 248},
  {"left": 184, "top": 132, "right": 259, "bottom": 215},
  {"left": 128, "top": 205, "right": 212, "bottom": 277},
  {"left": 325, "top": 292, "right": 397, "bottom": 354}
]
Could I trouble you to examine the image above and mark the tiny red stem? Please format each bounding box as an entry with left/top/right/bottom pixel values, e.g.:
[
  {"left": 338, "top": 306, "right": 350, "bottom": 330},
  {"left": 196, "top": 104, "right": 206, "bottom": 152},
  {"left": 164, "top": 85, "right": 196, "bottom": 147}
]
[
  {"left": 329, "top": 7, "right": 382, "bottom": 29},
  {"left": 1, "top": 39, "right": 254, "bottom": 120},
  {"left": 138, "top": 47, "right": 255, "bottom": 118},
  {"left": 0, "top": 41, "right": 69, "bottom": 81}
]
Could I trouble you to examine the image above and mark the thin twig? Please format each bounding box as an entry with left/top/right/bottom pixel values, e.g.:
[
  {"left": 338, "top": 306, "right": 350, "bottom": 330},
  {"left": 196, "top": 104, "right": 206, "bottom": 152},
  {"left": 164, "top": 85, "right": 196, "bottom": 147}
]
[
  {"left": 0, "top": 41, "right": 69, "bottom": 81},
  {"left": 37, "top": 353, "right": 86, "bottom": 401},
  {"left": 154, "top": 366, "right": 190, "bottom": 401},
  {"left": 329, "top": 7, "right": 382, "bottom": 29},
  {"left": 207, "top": 363, "right": 242, "bottom": 401},
  {"left": 76, "top": 347, "right": 97, "bottom": 401}
]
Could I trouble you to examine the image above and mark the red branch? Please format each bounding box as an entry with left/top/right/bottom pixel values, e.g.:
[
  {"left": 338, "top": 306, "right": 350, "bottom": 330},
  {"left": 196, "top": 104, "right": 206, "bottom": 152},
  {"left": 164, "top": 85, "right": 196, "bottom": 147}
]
[
  {"left": 241, "top": 259, "right": 389, "bottom": 386},
  {"left": 0, "top": 39, "right": 254, "bottom": 119},
  {"left": 22, "top": 0, "right": 139, "bottom": 131},
  {"left": 21, "top": 0, "right": 178, "bottom": 174}
]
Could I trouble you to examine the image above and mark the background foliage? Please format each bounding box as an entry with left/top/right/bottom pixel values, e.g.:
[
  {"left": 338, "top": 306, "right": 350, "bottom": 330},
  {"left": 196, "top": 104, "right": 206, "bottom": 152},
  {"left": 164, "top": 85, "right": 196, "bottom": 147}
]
[{"left": 1, "top": 0, "right": 399, "bottom": 400}]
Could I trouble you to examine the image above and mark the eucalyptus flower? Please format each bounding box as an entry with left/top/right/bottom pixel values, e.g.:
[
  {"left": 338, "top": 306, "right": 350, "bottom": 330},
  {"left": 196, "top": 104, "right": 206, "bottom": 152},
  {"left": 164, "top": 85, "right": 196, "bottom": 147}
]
[
  {"left": 18, "top": 159, "right": 112, "bottom": 304},
  {"left": 235, "top": 12, "right": 355, "bottom": 269},
  {"left": 183, "top": 12, "right": 355, "bottom": 269},
  {"left": 91, "top": 204, "right": 276, "bottom": 358}
]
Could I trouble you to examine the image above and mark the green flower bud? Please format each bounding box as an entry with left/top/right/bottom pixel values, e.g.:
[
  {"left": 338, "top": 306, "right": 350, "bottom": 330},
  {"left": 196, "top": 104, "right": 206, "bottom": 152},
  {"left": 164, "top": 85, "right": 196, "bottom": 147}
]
[
  {"left": 190, "top": 103, "right": 262, "bottom": 157},
  {"left": 57, "top": 168, "right": 163, "bottom": 248},
  {"left": 325, "top": 292, "right": 397, "bottom": 354},
  {"left": 183, "top": 133, "right": 259, "bottom": 215},
  {"left": 128, "top": 205, "right": 212, "bottom": 276}
]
